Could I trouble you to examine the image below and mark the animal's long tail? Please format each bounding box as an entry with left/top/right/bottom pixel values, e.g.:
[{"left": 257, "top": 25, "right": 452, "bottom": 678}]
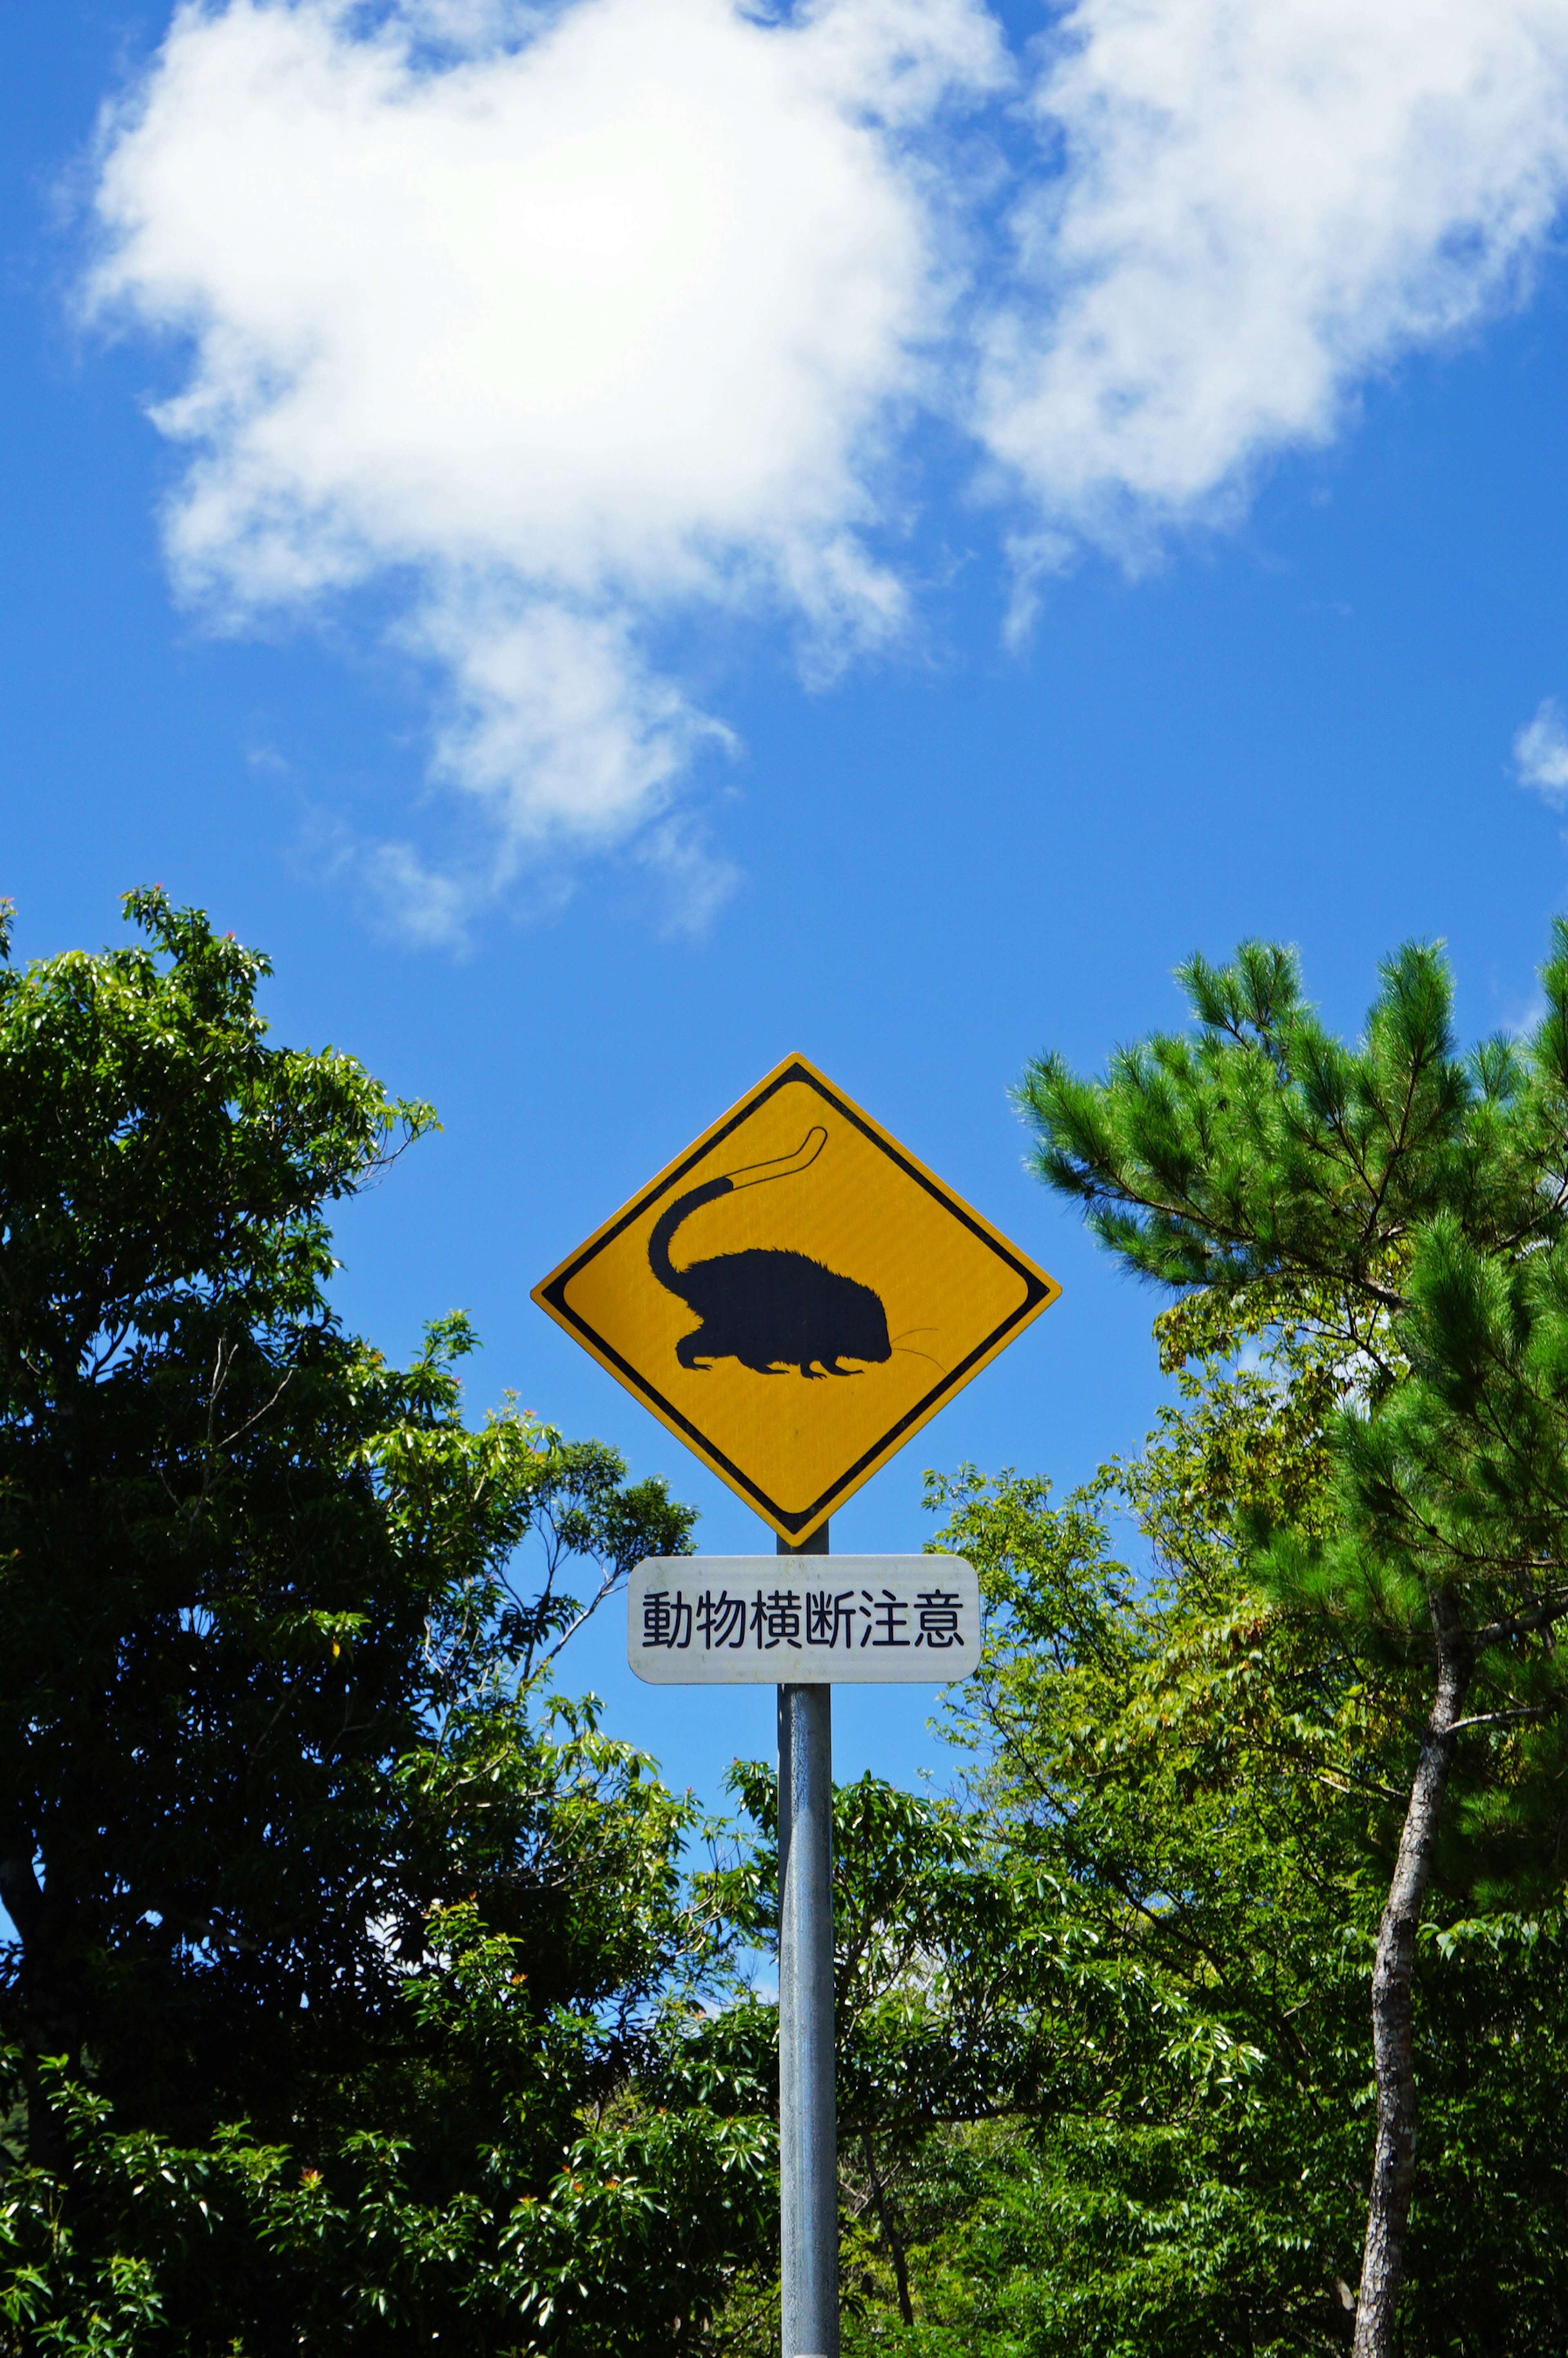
[{"left": 648, "top": 1127, "right": 828, "bottom": 1293}]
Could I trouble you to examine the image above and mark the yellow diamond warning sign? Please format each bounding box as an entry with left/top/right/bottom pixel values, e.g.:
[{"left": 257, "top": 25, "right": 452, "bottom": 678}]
[{"left": 532, "top": 1054, "right": 1060, "bottom": 1543}]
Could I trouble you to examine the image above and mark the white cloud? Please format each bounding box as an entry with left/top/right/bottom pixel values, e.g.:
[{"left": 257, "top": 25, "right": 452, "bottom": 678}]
[
  {"left": 87, "top": 0, "right": 1568, "bottom": 936},
  {"left": 90, "top": 0, "right": 1003, "bottom": 931},
  {"left": 356, "top": 837, "right": 477, "bottom": 949},
  {"left": 637, "top": 815, "right": 745, "bottom": 940},
  {"left": 412, "top": 599, "right": 731, "bottom": 849},
  {"left": 982, "top": 0, "right": 1568, "bottom": 567},
  {"left": 1515, "top": 698, "right": 1568, "bottom": 808}
]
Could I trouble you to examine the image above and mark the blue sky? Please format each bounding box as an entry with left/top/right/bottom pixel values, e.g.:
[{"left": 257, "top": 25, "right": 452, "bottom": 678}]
[{"left": 8, "top": 0, "right": 1568, "bottom": 1815}]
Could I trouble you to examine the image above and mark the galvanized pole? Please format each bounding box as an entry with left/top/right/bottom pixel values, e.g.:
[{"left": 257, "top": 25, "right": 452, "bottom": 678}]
[{"left": 777, "top": 1522, "right": 837, "bottom": 2358}]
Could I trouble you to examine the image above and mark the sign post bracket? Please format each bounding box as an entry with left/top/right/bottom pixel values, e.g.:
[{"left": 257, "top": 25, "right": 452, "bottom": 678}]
[{"left": 777, "top": 1520, "right": 837, "bottom": 2358}]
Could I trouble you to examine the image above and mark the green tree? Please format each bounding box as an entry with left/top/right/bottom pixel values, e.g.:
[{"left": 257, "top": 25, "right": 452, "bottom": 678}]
[
  {"left": 0, "top": 891, "right": 769, "bottom": 2354},
  {"left": 747, "top": 1312, "right": 1568, "bottom": 2357},
  {"left": 1016, "top": 933, "right": 1568, "bottom": 2356},
  {"left": 0, "top": 884, "right": 440, "bottom": 2163},
  {"left": 706, "top": 1762, "right": 1030, "bottom": 2338}
]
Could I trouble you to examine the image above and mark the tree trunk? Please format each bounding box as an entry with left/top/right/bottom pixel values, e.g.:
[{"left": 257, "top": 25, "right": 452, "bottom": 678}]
[
  {"left": 862, "top": 2133, "right": 913, "bottom": 2327},
  {"left": 1351, "top": 1594, "right": 1470, "bottom": 2358},
  {"left": 0, "top": 1826, "right": 78, "bottom": 2173}
]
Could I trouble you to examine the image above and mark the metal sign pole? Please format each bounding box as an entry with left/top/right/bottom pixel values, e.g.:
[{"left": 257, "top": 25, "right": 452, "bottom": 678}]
[
  {"left": 777, "top": 1521, "right": 837, "bottom": 2358},
  {"left": 626, "top": 1547, "right": 979, "bottom": 2351},
  {"left": 544, "top": 1055, "right": 1056, "bottom": 2356}
]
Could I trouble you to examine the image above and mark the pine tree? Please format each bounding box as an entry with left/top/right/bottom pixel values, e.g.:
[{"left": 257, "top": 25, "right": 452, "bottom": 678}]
[{"left": 1017, "top": 931, "right": 1568, "bottom": 2358}]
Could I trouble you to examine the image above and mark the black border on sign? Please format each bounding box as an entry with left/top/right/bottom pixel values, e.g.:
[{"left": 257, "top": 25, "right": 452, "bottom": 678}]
[{"left": 538, "top": 1060, "right": 1052, "bottom": 1537}]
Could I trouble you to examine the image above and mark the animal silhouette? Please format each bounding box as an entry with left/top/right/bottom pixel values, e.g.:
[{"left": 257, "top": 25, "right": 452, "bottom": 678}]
[{"left": 648, "top": 1127, "right": 892, "bottom": 1378}]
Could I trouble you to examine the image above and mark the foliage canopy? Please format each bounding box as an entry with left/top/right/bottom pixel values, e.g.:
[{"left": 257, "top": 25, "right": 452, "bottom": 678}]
[
  {"left": 0, "top": 893, "right": 762, "bottom": 2355},
  {"left": 9, "top": 902, "right": 1568, "bottom": 2357}
]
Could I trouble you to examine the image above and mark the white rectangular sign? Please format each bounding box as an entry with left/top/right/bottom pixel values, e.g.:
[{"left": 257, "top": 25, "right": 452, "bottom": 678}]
[{"left": 627, "top": 1555, "right": 980, "bottom": 1683}]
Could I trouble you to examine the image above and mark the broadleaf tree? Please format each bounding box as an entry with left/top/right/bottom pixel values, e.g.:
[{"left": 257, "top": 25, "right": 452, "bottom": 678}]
[{"left": 0, "top": 891, "right": 771, "bottom": 2355}]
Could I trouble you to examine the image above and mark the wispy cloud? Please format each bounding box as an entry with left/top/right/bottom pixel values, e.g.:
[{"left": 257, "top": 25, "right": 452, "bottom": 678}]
[
  {"left": 982, "top": 0, "right": 1568, "bottom": 569},
  {"left": 1515, "top": 698, "right": 1568, "bottom": 808},
  {"left": 87, "top": 0, "right": 1568, "bottom": 940}
]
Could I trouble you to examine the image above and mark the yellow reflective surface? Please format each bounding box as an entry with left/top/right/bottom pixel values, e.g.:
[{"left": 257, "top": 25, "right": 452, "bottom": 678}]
[{"left": 533, "top": 1056, "right": 1059, "bottom": 1541}]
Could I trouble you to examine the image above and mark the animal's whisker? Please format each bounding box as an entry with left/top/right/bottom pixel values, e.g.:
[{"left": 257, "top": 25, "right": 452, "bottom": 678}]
[
  {"left": 890, "top": 1327, "right": 939, "bottom": 1342},
  {"left": 893, "top": 1345, "right": 944, "bottom": 1371}
]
